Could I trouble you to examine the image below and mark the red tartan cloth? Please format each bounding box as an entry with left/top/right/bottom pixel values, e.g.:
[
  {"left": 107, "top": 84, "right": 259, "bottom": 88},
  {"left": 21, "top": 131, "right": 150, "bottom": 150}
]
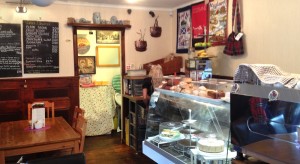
[
  {"left": 249, "top": 97, "right": 268, "bottom": 123},
  {"left": 223, "top": 0, "right": 244, "bottom": 56},
  {"left": 223, "top": 32, "right": 244, "bottom": 55}
]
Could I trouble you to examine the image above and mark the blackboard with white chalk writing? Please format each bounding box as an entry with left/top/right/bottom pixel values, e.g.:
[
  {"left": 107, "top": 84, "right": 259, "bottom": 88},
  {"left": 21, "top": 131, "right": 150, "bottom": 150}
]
[
  {"left": 23, "top": 20, "right": 59, "bottom": 73},
  {"left": 0, "top": 23, "right": 22, "bottom": 77}
]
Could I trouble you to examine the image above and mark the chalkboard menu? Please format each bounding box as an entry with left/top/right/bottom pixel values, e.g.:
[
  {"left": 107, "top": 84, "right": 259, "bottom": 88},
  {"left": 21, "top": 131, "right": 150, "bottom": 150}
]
[
  {"left": 0, "top": 23, "right": 22, "bottom": 77},
  {"left": 23, "top": 20, "right": 59, "bottom": 73}
]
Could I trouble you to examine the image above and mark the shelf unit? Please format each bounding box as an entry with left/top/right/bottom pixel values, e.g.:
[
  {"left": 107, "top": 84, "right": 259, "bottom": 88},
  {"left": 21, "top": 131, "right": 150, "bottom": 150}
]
[
  {"left": 185, "top": 59, "right": 212, "bottom": 81},
  {"left": 122, "top": 76, "right": 147, "bottom": 152}
]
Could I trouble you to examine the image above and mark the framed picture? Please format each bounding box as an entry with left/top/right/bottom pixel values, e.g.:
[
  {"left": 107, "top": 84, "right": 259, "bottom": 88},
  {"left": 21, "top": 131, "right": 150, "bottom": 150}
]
[
  {"left": 208, "top": 0, "right": 228, "bottom": 45},
  {"left": 78, "top": 56, "right": 96, "bottom": 74},
  {"left": 96, "top": 46, "right": 120, "bottom": 67},
  {"left": 96, "top": 30, "right": 120, "bottom": 44},
  {"left": 176, "top": 6, "right": 192, "bottom": 53}
]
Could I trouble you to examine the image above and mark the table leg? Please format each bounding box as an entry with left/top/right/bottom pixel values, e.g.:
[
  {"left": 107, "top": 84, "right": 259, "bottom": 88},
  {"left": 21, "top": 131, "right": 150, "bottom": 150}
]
[
  {"left": 72, "top": 141, "right": 80, "bottom": 154},
  {"left": 0, "top": 151, "right": 5, "bottom": 164}
]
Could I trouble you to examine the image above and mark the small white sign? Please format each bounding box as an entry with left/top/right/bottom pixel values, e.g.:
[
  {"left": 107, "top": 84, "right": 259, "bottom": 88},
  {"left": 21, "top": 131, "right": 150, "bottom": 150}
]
[
  {"left": 235, "top": 32, "right": 244, "bottom": 41},
  {"left": 31, "top": 103, "right": 46, "bottom": 129}
]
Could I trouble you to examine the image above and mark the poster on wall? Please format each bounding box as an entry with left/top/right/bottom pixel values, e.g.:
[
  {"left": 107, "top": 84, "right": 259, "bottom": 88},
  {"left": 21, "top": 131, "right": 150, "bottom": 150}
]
[
  {"left": 191, "top": 2, "right": 207, "bottom": 50},
  {"left": 77, "top": 34, "right": 91, "bottom": 55},
  {"left": 23, "top": 20, "right": 59, "bottom": 73},
  {"left": 96, "top": 30, "right": 120, "bottom": 44},
  {"left": 78, "top": 56, "right": 96, "bottom": 74},
  {"left": 0, "top": 23, "right": 22, "bottom": 77},
  {"left": 176, "top": 6, "right": 191, "bottom": 53},
  {"left": 208, "top": 0, "right": 228, "bottom": 45}
]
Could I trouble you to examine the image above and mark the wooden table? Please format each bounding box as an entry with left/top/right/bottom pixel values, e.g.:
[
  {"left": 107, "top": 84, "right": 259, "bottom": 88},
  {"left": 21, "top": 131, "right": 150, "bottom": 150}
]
[
  {"left": 0, "top": 117, "right": 80, "bottom": 164},
  {"left": 242, "top": 133, "right": 300, "bottom": 164}
]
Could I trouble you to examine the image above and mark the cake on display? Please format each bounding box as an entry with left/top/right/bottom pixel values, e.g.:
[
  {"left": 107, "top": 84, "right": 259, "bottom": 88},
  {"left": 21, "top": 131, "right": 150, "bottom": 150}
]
[{"left": 197, "top": 134, "right": 225, "bottom": 153}]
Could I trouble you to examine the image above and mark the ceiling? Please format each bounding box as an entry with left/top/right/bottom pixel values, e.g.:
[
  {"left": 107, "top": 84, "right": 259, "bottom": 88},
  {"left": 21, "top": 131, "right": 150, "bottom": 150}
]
[{"left": 5, "top": 0, "right": 202, "bottom": 9}]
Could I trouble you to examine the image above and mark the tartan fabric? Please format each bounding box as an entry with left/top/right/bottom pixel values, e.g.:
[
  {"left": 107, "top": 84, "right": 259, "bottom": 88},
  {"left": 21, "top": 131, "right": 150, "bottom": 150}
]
[
  {"left": 223, "top": 31, "right": 244, "bottom": 55},
  {"left": 223, "top": 0, "right": 244, "bottom": 56},
  {"left": 249, "top": 97, "right": 268, "bottom": 123}
]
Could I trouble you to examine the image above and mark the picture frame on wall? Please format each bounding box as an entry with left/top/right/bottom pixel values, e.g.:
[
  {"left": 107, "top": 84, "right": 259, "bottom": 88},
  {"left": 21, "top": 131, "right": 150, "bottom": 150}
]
[
  {"left": 96, "top": 45, "right": 120, "bottom": 67},
  {"left": 207, "top": 0, "right": 228, "bottom": 45},
  {"left": 96, "top": 30, "right": 120, "bottom": 44},
  {"left": 176, "top": 6, "right": 191, "bottom": 53},
  {"left": 78, "top": 56, "right": 96, "bottom": 75}
]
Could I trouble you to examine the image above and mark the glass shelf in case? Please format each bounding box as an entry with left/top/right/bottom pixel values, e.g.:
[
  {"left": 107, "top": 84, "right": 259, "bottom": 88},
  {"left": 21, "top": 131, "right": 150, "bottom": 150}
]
[{"left": 142, "top": 88, "right": 234, "bottom": 164}]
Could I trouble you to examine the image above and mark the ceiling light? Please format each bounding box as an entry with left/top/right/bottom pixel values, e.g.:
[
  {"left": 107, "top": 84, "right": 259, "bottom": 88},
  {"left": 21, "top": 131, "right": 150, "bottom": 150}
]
[
  {"left": 16, "top": 0, "right": 27, "bottom": 13},
  {"left": 127, "top": 0, "right": 138, "bottom": 4},
  {"left": 16, "top": 6, "right": 27, "bottom": 13},
  {"left": 31, "top": 0, "right": 55, "bottom": 7}
]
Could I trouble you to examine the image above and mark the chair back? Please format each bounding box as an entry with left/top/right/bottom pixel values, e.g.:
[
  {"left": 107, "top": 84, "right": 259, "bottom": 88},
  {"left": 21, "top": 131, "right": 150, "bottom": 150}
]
[
  {"left": 112, "top": 74, "right": 121, "bottom": 94},
  {"left": 74, "top": 114, "right": 87, "bottom": 153},
  {"left": 72, "top": 106, "right": 85, "bottom": 128},
  {"left": 27, "top": 101, "right": 55, "bottom": 120}
]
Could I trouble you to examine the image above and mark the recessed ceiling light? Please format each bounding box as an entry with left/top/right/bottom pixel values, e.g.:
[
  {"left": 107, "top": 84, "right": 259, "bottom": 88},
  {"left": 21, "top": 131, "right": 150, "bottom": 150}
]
[
  {"left": 127, "top": 0, "right": 138, "bottom": 4},
  {"left": 16, "top": 6, "right": 27, "bottom": 13}
]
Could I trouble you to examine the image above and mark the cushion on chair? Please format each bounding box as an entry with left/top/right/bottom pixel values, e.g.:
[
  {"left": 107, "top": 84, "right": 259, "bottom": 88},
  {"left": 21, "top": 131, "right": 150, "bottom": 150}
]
[
  {"left": 27, "top": 153, "right": 86, "bottom": 164},
  {"left": 112, "top": 74, "right": 121, "bottom": 94}
]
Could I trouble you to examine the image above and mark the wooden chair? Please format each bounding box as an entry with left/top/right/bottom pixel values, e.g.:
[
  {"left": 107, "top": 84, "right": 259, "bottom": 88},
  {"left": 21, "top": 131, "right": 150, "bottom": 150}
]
[
  {"left": 72, "top": 106, "right": 85, "bottom": 128},
  {"left": 27, "top": 101, "right": 55, "bottom": 120},
  {"left": 74, "top": 114, "right": 87, "bottom": 153}
]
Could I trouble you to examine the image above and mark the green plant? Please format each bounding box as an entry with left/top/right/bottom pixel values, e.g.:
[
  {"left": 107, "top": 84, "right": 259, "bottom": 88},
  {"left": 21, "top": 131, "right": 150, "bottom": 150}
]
[{"left": 137, "top": 28, "right": 146, "bottom": 41}]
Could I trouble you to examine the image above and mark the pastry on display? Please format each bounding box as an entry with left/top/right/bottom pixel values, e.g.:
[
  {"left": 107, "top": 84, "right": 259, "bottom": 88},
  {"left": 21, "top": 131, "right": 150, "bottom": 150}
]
[
  {"left": 159, "top": 122, "right": 183, "bottom": 141},
  {"left": 160, "top": 129, "right": 181, "bottom": 139},
  {"left": 207, "top": 90, "right": 225, "bottom": 99},
  {"left": 197, "top": 137, "right": 225, "bottom": 153}
]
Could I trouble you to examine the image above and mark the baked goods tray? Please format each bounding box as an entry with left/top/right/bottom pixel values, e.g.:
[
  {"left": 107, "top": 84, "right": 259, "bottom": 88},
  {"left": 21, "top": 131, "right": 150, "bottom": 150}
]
[
  {"left": 155, "top": 88, "right": 228, "bottom": 106},
  {"left": 191, "top": 147, "right": 237, "bottom": 158},
  {"left": 147, "top": 135, "right": 182, "bottom": 147}
]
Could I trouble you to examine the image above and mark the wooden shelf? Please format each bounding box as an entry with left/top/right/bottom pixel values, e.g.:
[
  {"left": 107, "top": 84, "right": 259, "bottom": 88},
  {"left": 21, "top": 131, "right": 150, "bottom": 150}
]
[{"left": 67, "top": 22, "right": 131, "bottom": 29}]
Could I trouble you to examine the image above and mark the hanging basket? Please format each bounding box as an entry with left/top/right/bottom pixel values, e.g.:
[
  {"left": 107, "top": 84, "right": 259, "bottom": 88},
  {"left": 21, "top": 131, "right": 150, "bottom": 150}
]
[
  {"left": 150, "top": 18, "right": 161, "bottom": 37},
  {"left": 135, "top": 40, "right": 147, "bottom": 52}
]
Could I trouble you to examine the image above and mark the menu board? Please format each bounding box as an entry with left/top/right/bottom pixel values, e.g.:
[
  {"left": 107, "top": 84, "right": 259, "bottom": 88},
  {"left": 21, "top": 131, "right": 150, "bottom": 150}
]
[
  {"left": 0, "top": 23, "right": 22, "bottom": 77},
  {"left": 23, "top": 20, "right": 59, "bottom": 73}
]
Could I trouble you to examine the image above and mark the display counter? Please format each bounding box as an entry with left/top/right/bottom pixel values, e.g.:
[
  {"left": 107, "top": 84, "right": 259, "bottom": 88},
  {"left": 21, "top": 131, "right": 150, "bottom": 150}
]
[
  {"left": 79, "top": 85, "right": 116, "bottom": 136},
  {"left": 231, "top": 83, "right": 300, "bottom": 163},
  {"left": 142, "top": 88, "right": 236, "bottom": 164}
]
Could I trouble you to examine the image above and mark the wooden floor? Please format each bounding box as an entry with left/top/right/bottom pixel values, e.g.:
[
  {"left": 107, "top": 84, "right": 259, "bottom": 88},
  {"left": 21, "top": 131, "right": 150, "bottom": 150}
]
[
  {"left": 83, "top": 131, "right": 268, "bottom": 164},
  {"left": 6, "top": 131, "right": 268, "bottom": 164},
  {"left": 83, "top": 131, "right": 156, "bottom": 164}
]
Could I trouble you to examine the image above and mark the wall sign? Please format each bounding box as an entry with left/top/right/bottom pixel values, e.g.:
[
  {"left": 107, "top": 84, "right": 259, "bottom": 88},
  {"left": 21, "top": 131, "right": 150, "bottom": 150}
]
[
  {"left": 176, "top": 6, "right": 192, "bottom": 53},
  {"left": 23, "top": 20, "right": 59, "bottom": 73},
  {"left": 0, "top": 23, "right": 22, "bottom": 77},
  {"left": 208, "top": 0, "right": 228, "bottom": 45}
]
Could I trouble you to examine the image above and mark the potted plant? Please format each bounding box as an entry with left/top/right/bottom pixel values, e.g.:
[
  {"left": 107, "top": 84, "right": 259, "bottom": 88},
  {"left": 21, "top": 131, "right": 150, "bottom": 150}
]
[
  {"left": 135, "top": 29, "right": 147, "bottom": 52},
  {"left": 150, "top": 16, "right": 161, "bottom": 37}
]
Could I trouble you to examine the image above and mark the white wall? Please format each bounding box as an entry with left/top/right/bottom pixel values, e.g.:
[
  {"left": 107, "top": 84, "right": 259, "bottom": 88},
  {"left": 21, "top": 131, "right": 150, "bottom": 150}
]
[
  {"left": 0, "top": 2, "right": 173, "bottom": 78},
  {"left": 3, "top": 0, "right": 300, "bottom": 79},
  {"left": 173, "top": 0, "right": 300, "bottom": 77}
]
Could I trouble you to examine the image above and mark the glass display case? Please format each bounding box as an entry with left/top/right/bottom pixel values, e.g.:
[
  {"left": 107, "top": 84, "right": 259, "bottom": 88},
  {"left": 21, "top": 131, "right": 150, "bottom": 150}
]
[
  {"left": 231, "top": 83, "right": 300, "bottom": 163},
  {"left": 142, "top": 87, "right": 236, "bottom": 164}
]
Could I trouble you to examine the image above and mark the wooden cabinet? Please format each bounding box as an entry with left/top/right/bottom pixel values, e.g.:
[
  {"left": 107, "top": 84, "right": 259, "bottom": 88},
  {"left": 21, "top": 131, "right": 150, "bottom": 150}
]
[{"left": 0, "top": 77, "right": 79, "bottom": 123}]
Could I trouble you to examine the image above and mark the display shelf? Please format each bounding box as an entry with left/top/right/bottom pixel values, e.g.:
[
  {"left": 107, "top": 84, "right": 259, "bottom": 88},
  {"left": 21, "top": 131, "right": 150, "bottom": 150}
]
[
  {"left": 67, "top": 22, "right": 131, "bottom": 29},
  {"left": 122, "top": 75, "right": 147, "bottom": 152},
  {"left": 231, "top": 83, "right": 300, "bottom": 163},
  {"left": 185, "top": 59, "right": 212, "bottom": 81},
  {"left": 143, "top": 88, "right": 234, "bottom": 163}
]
